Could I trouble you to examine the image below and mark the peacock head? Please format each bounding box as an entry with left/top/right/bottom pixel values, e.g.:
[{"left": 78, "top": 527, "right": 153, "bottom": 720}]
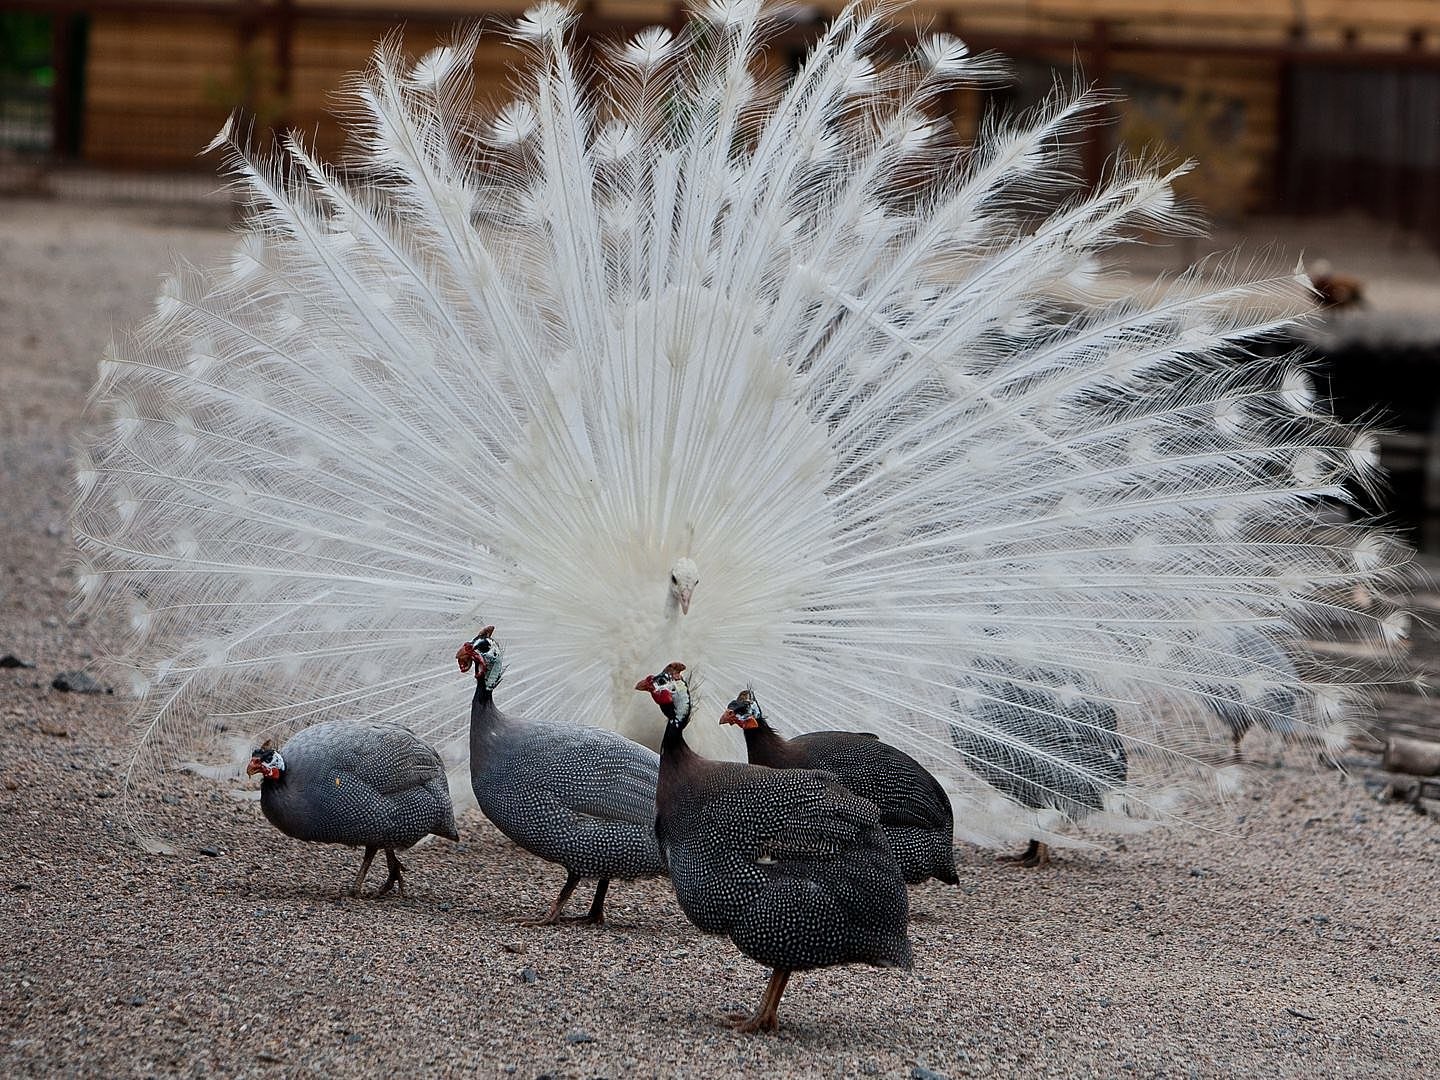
[
  {"left": 668, "top": 557, "right": 700, "bottom": 615},
  {"left": 635, "top": 662, "right": 691, "bottom": 726},
  {"left": 719, "top": 689, "right": 764, "bottom": 730},
  {"left": 456, "top": 626, "right": 505, "bottom": 691},
  {"left": 245, "top": 741, "right": 285, "bottom": 781}
]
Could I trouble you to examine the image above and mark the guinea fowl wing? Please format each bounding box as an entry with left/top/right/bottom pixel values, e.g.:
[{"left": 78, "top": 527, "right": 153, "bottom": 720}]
[
  {"left": 791, "top": 733, "right": 952, "bottom": 832},
  {"left": 679, "top": 765, "right": 912, "bottom": 973},
  {"left": 524, "top": 726, "right": 660, "bottom": 827},
  {"left": 330, "top": 722, "right": 446, "bottom": 794}
]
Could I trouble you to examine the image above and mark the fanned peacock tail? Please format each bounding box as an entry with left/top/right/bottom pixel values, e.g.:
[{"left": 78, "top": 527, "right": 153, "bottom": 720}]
[{"left": 74, "top": 0, "right": 1411, "bottom": 848}]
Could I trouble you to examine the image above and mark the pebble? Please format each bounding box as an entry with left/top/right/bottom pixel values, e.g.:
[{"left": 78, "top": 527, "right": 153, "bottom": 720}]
[
  {"left": 520, "top": 966, "right": 538, "bottom": 984},
  {"left": 912, "top": 1067, "right": 948, "bottom": 1080},
  {"left": 198, "top": 847, "right": 220, "bottom": 857},
  {"left": 51, "top": 671, "right": 108, "bottom": 695},
  {"left": 564, "top": 1029, "right": 595, "bottom": 1045}
]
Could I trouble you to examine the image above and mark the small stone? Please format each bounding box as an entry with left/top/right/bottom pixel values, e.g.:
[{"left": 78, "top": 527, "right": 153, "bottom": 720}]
[
  {"left": 198, "top": 846, "right": 220, "bottom": 857},
  {"left": 51, "top": 671, "right": 106, "bottom": 694},
  {"left": 564, "top": 1029, "right": 594, "bottom": 1044},
  {"left": 255, "top": 1051, "right": 283, "bottom": 1063},
  {"left": 503, "top": 941, "right": 526, "bottom": 954},
  {"left": 1286, "top": 1006, "right": 1319, "bottom": 1021},
  {"left": 4, "top": 780, "right": 18, "bottom": 792},
  {"left": 520, "top": 966, "right": 538, "bottom": 984},
  {"left": 125, "top": 995, "right": 145, "bottom": 1006},
  {"left": 503, "top": 1067, "right": 517, "bottom": 1076},
  {"left": 343, "top": 1033, "right": 362, "bottom": 1045},
  {"left": 1189, "top": 867, "right": 1210, "bottom": 878},
  {"left": 12, "top": 883, "right": 32, "bottom": 892},
  {"left": 0, "top": 655, "right": 35, "bottom": 669},
  {"left": 912, "top": 1067, "right": 948, "bottom": 1080}
]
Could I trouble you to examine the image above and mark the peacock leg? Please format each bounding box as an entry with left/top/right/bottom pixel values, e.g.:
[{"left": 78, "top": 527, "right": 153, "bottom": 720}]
[
  {"left": 1018, "top": 840, "right": 1051, "bottom": 868},
  {"left": 376, "top": 848, "right": 407, "bottom": 898},
  {"left": 519, "top": 872, "right": 582, "bottom": 926},
  {"left": 997, "top": 839, "right": 1041, "bottom": 865},
  {"left": 728, "top": 969, "right": 790, "bottom": 1034},
  {"left": 351, "top": 845, "right": 378, "bottom": 897}
]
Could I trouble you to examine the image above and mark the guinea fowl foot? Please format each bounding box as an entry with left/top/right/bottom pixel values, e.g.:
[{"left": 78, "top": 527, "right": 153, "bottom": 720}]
[
  {"left": 519, "top": 872, "right": 584, "bottom": 926},
  {"left": 375, "top": 848, "right": 408, "bottom": 898},
  {"left": 998, "top": 839, "right": 1050, "bottom": 868},
  {"left": 726, "top": 970, "right": 790, "bottom": 1035},
  {"left": 350, "top": 845, "right": 379, "bottom": 897}
]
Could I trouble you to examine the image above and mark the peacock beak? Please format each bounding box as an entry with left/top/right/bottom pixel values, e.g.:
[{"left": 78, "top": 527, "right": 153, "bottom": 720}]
[{"left": 678, "top": 589, "right": 692, "bottom": 615}]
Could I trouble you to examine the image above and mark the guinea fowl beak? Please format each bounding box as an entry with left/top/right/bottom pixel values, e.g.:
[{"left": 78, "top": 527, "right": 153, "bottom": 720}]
[
  {"left": 245, "top": 759, "right": 262, "bottom": 777},
  {"left": 634, "top": 675, "right": 655, "bottom": 693},
  {"left": 719, "top": 708, "right": 737, "bottom": 726}
]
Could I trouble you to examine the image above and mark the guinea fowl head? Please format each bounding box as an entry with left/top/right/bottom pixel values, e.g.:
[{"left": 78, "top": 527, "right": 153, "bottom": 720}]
[
  {"left": 456, "top": 626, "right": 505, "bottom": 691},
  {"left": 635, "top": 662, "right": 691, "bottom": 727},
  {"left": 719, "top": 689, "right": 765, "bottom": 730},
  {"left": 668, "top": 558, "right": 700, "bottom": 615},
  {"left": 245, "top": 740, "right": 285, "bottom": 781}
]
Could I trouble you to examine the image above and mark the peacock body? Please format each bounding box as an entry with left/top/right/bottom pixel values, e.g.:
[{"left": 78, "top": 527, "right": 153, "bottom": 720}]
[{"left": 74, "top": 0, "right": 1409, "bottom": 848}]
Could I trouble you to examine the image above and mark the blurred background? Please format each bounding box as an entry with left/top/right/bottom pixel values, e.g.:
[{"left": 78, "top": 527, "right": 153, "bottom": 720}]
[{"left": 12, "top": 3, "right": 1436, "bottom": 521}]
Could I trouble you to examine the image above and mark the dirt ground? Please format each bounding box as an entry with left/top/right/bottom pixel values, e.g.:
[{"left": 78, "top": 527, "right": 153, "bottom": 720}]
[{"left": 1, "top": 199, "right": 1437, "bottom": 1078}]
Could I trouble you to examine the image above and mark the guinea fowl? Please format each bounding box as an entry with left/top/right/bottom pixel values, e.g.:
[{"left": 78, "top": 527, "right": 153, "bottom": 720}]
[
  {"left": 458, "top": 627, "right": 665, "bottom": 925},
  {"left": 1202, "top": 629, "right": 1302, "bottom": 762},
  {"left": 950, "top": 673, "right": 1127, "bottom": 868},
  {"left": 721, "top": 689, "right": 957, "bottom": 885},
  {"left": 76, "top": 1, "right": 1411, "bottom": 851},
  {"left": 637, "top": 663, "right": 912, "bottom": 1034},
  {"left": 246, "top": 720, "right": 458, "bottom": 896}
]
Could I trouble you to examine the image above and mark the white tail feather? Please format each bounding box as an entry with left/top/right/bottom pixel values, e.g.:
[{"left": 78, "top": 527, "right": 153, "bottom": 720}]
[{"left": 74, "top": 3, "right": 1410, "bottom": 847}]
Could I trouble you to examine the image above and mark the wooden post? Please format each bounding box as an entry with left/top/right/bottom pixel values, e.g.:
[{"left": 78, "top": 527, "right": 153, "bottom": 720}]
[
  {"left": 1083, "top": 19, "right": 1111, "bottom": 191},
  {"left": 274, "top": 0, "right": 295, "bottom": 132},
  {"left": 49, "top": 12, "right": 79, "bottom": 158}
]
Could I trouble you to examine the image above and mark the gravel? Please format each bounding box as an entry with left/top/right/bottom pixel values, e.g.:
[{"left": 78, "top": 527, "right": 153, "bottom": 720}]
[{"left": 2, "top": 198, "right": 1438, "bottom": 1077}]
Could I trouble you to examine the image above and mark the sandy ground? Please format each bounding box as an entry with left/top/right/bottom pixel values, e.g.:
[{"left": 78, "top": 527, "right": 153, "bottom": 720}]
[{"left": 1, "top": 199, "right": 1438, "bottom": 1078}]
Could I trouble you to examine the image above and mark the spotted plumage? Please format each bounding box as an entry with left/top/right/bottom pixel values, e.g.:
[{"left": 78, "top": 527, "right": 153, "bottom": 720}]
[
  {"left": 638, "top": 663, "right": 911, "bottom": 1034},
  {"left": 722, "top": 690, "right": 957, "bottom": 886},
  {"left": 459, "top": 628, "right": 664, "bottom": 925},
  {"left": 248, "top": 719, "right": 458, "bottom": 897},
  {"left": 950, "top": 669, "right": 1128, "bottom": 866}
]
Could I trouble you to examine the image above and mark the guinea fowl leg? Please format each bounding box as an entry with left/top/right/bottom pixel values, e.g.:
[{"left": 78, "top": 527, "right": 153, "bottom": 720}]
[
  {"left": 728, "top": 969, "right": 790, "bottom": 1034},
  {"left": 519, "top": 872, "right": 582, "bottom": 926},
  {"left": 351, "top": 845, "right": 379, "bottom": 897},
  {"left": 376, "top": 848, "right": 408, "bottom": 898},
  {"left": 573, "top": 878, "right": 609, "bottom": 926}
]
